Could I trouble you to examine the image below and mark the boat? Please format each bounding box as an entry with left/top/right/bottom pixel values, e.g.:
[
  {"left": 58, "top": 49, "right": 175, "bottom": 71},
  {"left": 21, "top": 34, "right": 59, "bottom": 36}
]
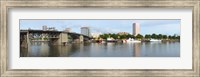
[
  {"left": 106, "top": 38, "right": 117, "bottom": 42},
  {"left": 126, "top": 38, "right": 141, "bottom": 43},
  {"left": 101, "top": 40, "right": 106, "bottom": 43},
  {"left": 150, "top": 39, "right": 162, "bottom": 42}
]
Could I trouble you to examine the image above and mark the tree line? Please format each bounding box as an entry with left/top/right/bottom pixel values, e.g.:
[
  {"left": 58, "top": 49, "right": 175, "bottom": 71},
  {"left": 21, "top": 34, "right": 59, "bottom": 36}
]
[{"left": 98, "top": 33, "right": 180, "bottom": 40}]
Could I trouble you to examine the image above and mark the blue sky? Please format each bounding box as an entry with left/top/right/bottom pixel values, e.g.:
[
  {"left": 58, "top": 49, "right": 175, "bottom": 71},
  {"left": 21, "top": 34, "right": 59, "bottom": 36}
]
[{"left": 20, "top": 19, "right": 180, "bottom": 35}]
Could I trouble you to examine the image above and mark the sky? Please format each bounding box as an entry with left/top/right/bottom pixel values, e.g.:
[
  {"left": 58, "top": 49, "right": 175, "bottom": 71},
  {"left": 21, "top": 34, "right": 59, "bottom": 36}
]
[{"left": 20, "top": 19, "right": 180, "bottom": 35}]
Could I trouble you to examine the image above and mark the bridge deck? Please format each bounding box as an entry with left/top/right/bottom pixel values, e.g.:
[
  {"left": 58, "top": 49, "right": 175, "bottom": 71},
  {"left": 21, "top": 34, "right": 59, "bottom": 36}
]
[{"left": 20, "top": 30, "right": 92, "bottom": 39}]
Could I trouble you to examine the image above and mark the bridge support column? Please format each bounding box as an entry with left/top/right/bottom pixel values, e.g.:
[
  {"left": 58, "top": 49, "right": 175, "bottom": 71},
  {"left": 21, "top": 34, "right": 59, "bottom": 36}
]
[
  {"left": 42, "top": 33, "right": 45, "bottom": 41},
  {"left": 80, "top": 35, "right": 84, "bottom": 43},
  {"left": 56, "top": 33, "right": 68, "bottom": 45},
  {"left": 20, "top": 31, "right": 31, "bottom": 48},
  {"left": 20, "top": 34, "right": 27, "bottom": 48},
  {"left": 26, "top": 31, "right": 31, "bottom": 47}
]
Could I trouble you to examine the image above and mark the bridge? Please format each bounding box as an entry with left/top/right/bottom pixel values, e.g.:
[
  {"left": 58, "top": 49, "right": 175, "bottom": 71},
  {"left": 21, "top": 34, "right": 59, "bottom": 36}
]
[{"left": 20, "top": 30, "right": 92, "bottom": 47}]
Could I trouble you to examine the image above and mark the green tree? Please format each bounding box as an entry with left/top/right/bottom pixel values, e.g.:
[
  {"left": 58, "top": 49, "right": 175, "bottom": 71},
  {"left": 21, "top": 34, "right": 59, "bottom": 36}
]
[
  {"left": 131, "top": 35, "right": 135, "bottom": 39},
  {"left": 145, "top": 34, "right": 151, "bottom": 39},
  {"left": 136, "top": 34, "right": 143, "bottom": 40},
  {"left": 112, "top": 34, "right": 118, "bottom": 39},
  {"left": 43, "top": 38, "right": 48, "bottom": 40},
  {"left": 176, "top": 36, "right": 180, "bottom": 40},
  {"left": 99, "top": 34, "right": 109, "bottom": 39},
  {"left": 162, "top": 35, "right": 167, "bottom": 39},
  {"left": 172, "top": 34, "right": 177, "bottom": 39},
  {"left": 120, "top": 35, "right": 126, "bottom": 39},
  {"left": 126, "top": 34, "right": 132, "bottom": 39},
  {"left": 168, "top": 35, "right": 172, "bottom": 39},
  {"left": 151, "top": 33, "right": 157, "bottom": 39},
  {"left": 157, "top": 34, "right": 163, "bottom": 39}
]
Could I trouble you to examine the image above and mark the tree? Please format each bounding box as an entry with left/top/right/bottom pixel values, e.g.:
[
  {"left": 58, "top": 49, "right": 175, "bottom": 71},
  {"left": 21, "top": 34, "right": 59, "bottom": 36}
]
[
  {"left": 176, "top": 36, "right": 180, "bottom": 40},
  {"left": 151, "top": 33, "right": 157, "bottom": 39},
  {"left": 120, "top": 35, "right": 126, "bottom": 39},
  {"left": 136, "top": 34, "right": 143, "bottom": 40},
  {"left": 145, "top": 34, "right": 151, "bottom": 39},
  {"left": 168, "top": 35, "right": 172, "bottom": 39},
  {"left": 126, "top": 34, "right": 132, "bottom": 39},
  {"left": 157, "top": 34, "right": 163, "bottom": 39},
  {"left": 99, "top": 34, "right": 109, "bottom": 39},
  {"left": 112, "top": 34, "right": 118, "bottom": 39},
  {"left": 131, "top": 35, "right": 135, "bottom": 39},
  {"left": 172, "top": 34, "right": 177, "bottom": 39},
  {"left": 172, "top": 36, "right": 176, "bottom": 39},
  {"left": 162, "top": 35, "right": 167, "bottom": 39}
]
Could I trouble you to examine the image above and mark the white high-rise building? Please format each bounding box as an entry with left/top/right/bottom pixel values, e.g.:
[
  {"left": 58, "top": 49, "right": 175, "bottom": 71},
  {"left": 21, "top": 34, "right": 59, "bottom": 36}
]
[
  {"left": 133, "top": 23, "right": 140, "bottom": 36},
  {"left": 81, "top": 27, "right": 91, "bottom": 37}
]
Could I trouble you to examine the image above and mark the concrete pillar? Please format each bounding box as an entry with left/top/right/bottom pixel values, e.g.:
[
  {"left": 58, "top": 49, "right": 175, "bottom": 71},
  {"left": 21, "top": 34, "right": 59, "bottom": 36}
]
[
  {"left": 20, "top": 34, "right": 28, "bottom": 47},
  {"left": 41, "top": 33, "right": 47, "bottom": 41},
  {"left": 27, "top": 32, "right": 29, "bottom": 44},
  {"left": 80, "top": 35, "right": 84, "bottom": 43},
  {"left": 26, "top": 31, "right": 31, "bottom": 48},
  {"left": 56, "top": 32, "right": 68, "bottom": 45}
]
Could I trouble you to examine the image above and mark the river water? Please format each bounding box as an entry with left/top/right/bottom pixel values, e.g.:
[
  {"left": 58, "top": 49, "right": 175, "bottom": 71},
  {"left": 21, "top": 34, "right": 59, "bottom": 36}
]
[{"left": 20, "top": 41, "right": 180, "bottom": 57}]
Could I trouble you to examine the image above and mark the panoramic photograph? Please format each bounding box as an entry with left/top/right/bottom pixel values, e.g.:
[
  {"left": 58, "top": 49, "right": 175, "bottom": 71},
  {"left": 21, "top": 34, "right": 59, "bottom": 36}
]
[{"left": 20, "top": 19, "right": 180, "bottom": 57}]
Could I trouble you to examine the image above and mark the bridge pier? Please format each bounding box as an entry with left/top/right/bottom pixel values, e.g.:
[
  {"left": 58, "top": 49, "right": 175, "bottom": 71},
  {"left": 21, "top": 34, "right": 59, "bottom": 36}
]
[
  {"left": 41, "top": 33, "right": 45, "bottom": 41},
  {"left": 20, "top": 31, "right": 31, "bottom": 48},
  {"left": 20, "top": 34, "right": 27, "bottom": 48},
  {"left": 53, "top": 32, "right": 68, "bottom": 45},
  {"left": 80, "top": 35, "right": 83, "bottom": 43}
]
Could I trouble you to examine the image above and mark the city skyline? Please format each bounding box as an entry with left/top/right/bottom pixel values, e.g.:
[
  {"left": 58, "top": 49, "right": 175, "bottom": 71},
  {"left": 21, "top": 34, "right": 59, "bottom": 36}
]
[{"left": 20, "top": 19, "right": 180, "bottom": 35}]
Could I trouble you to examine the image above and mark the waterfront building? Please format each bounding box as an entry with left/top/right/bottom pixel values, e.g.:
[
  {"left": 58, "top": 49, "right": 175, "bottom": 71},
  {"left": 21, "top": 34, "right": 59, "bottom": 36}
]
[
  {"left": 81, "top": 27, "right": 91, "bottom": 37},
  {"left": 117, "top": 32, "right": 130, "bottom": 35},
  {"left": 133, "top": 23, "right": 140, "bottom": 36},
  {"left": 64, "top": 28, "right": 71, "bottom": 32},
  {"left": 48, "top": 27, "right": 56, "bottom": 31},
  {"left": 91, "top": 32, "right": 102, "bottom": 39},
  {"left": 42, "top": 25, "right": 56, "bottom": 31}
]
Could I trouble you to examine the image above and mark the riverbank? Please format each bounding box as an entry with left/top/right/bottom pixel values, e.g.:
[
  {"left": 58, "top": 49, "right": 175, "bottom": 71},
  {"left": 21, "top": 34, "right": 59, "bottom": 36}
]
[{"left": 92, "top": 39, "right": 180, "bottom": 43}]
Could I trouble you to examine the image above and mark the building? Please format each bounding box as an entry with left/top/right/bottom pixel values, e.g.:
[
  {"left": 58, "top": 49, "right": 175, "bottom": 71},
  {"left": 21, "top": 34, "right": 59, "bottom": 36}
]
[
  {"left": 117, "top": 32, "right": 130, "bottom": 35},
  {"left": 42, "top": 25, "right": 56, "bottom": 31},
  {"left": 64, "top": 28, "right": 71, "bottom": 32},
  {"left": 48, "top": 27, "right": 56, "bottom": 31},
  {"left": 133, "top": 23, "right": 140, "bottom": 36},
  {"left": 81, "top": 27, "right": 91, "bottom": 37},
  {"left": 91, "top": 32, "right": 102, "bottom": 39},
  {"left": 42, "top": 25, "right": 48, "bottom": 31}
]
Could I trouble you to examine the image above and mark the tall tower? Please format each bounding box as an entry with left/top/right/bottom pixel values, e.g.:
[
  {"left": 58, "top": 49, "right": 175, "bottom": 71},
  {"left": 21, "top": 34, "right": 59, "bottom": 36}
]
[
  {"left": 81, "top": 27, "right": 91, "bottom": 37},
  {"left": 42, "top": 25, "right": 48, "bottom": 31},
  {"left": 133, "top": 23, "right": 140, "bottom": 36}
]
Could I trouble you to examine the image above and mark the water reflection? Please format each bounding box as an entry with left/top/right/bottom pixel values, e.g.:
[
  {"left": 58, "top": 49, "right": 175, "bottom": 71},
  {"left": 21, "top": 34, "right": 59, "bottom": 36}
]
[
  {"left": 134, "top": 43, "right": 141, "bottom": 57},
  {"left": 20, "top": 41, "right": 180, "bottom": 57}
]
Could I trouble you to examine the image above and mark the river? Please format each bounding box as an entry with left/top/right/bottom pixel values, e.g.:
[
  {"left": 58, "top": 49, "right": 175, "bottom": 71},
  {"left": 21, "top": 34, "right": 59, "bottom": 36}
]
[{"left": 20, "top": 41, "right": 180, "bottom": 57}]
